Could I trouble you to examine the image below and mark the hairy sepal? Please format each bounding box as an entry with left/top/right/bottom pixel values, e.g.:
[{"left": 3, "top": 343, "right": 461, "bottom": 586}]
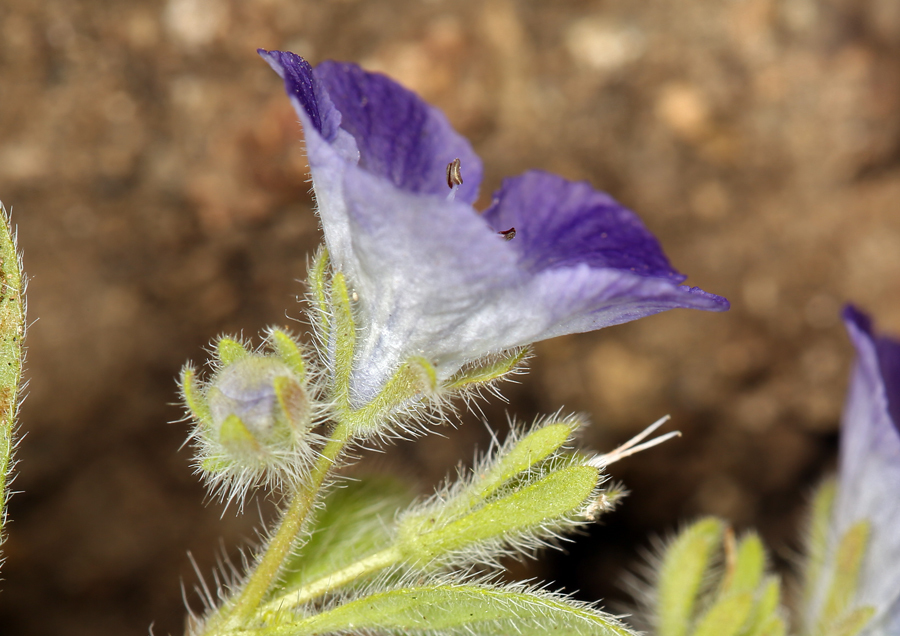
[
  {"left": 815, "top": 520, "right": 873, "bottom": 636},
  {"left": 655, "top": 518, "right": 724, "bottom": 636},
  {"left": 648, "top": 519, "right": 789, "bottom": 636}
]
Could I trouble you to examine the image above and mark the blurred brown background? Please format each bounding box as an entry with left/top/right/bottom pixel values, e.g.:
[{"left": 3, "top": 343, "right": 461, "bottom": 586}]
[{"left": 2, "top": 0, "right": 900, "bottom": 633}]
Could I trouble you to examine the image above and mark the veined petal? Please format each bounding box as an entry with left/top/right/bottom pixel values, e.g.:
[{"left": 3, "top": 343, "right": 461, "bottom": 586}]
[
  {"left": 483, "top": 170, "right": 683, "bottom": 278},
  {"left": 835, "top": 307, "right": 900, "bottom": 631},
  {"left": 260, "top": 50, "right": 729, "bottom": 408},
  {"left": 259, "top": 49, "right": 483, "bottom": 203}
]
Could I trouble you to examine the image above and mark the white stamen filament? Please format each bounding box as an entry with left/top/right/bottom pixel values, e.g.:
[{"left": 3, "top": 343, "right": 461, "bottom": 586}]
[{"left": 587, "top": 414, "right": 680, "bottom": 468}]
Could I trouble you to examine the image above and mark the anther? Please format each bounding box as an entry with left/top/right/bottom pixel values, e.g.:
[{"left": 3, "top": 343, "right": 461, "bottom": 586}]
[
  {"left": 499, "top": 227, "right": 516, "bottom": 241},
  {"left": 446, "top": 158, "right": 463, "bottom": 188}
]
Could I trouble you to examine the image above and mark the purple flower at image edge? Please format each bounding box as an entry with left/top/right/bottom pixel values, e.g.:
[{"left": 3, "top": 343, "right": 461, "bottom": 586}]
[
  {"left": 259, "top": 49, "right": 729, "bottom": 407},
  {"left": 836, "top": 306, "right": 900, "bottom": 632}
]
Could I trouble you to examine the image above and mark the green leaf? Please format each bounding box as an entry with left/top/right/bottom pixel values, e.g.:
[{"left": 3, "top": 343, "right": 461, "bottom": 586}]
[
  {"left": 268, "top": 329, "right": 306, "bottom": 383},
  {"left": 692, "top": 591, "right": 754, "bottom": 636},
  {"left": 275, "top": 477, "right": 414, "bottom": 595},
  {"left": 656, "top": 517, "right": 724, "bottom": 636},
  {"left": 399, "top": 465, "right": 599, "bottom": 566},
  {"left": 217, "top": 337, "right": 249, "bottom": 365},
  {"left": 818, "top": 520, "right": 870, "bottom": 630},
  {"left": 277, "top": 583, "right": 637, "bottom": 636},
  {"left": 444, "top": 347, "right": 529, "bottom": 391},
  {"left": 0, "top": 203, "right": 24, "bottom": 549},
  {"left": 470, "top": 421, "right": 578, "bottom": 503}
]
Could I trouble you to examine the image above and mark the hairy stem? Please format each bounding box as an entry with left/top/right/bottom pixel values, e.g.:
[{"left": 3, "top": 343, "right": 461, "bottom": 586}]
[
  {"left": 204, "top": 420, "right": 352, "bottom": 634},
  {"left": 262, "top": 545, "right": 403, "bottom": 613}
]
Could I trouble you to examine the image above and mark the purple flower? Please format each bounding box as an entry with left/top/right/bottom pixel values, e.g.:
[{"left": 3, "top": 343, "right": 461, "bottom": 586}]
[
  {"left": 835, "top": 307, "right": 900, "bottom": 632},
  {"left": 259, "top": 50, "right": 729, "bottom": 407}
]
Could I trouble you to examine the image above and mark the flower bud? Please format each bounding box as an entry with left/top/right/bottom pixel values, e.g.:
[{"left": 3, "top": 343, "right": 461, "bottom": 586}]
[
  {"left": 181, "top": 330, "right": 316, "bottom": 501},
  {"left": 207, "top": 356, "right": 310, "bottom": 452}
]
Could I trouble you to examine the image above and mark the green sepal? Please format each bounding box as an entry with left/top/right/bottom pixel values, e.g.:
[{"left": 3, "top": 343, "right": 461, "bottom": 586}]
[
  {"left": 755, "top": 615, "right": 787, "bottom": 636},
  {"left": 444, "top": 347, "right": 529, "bottom": 391},
  {"left": 721, "top": 532, "right": 765, "bottom": 596},
  {"left": 818, "top": 520, "right": 870, "bottom": 630},
  {"left": 656, "top": 517, "right": 724, "bottom": 636},
  {"left": 274, "top": 477, "right": 415, "bottom": 596},
  {"left": 330, "top": 271, "right": 355, "bottom": 410},
  {"left": 349, "top": 356, "right": 438, "bottom": 432},
  {"left": 398, "top": 465, "right": 599, "bottom": 566},
  {"left": 743, "top": 577, "right": 783, "bottom": 636},
  {"left": 277, "top": 583, "right": 637, "bottom": 636},
  {"left": 218, "top": 413, "right": 260, "bottom": 453},
  {"left": 268, "top": 329, "right": 306, "bottom": 383},
  {"left": 308, "top": 246, "right": 330, "bottom": 338},
  {"left": 692, "top": 591, "right": 754, "bottom": 636},
  {"left": 0, "top": 203, "right": 24, "bottom": 548},
  {"left": 827, "top": 605, "right": 876, "bottom": 636},
  {"left": 181, "top": 367, "right": 212, "bottom": 425},
  {"left": 803, "top": 478, "right": 837, "bottom": 617},
  {"left": 273, "top": 375, "right": 310, "bottom": 431},
  {"left": 217, "top": 337, "right": 249, "bottom": 365}
]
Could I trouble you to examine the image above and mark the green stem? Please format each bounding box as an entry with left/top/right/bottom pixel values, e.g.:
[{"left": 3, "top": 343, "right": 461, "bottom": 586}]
[
  {"left": 261, "top": 545, "right": 403, "bottom": 614},
  {"left": 205, "top": 421, "right": 353, "bottom": 634}
]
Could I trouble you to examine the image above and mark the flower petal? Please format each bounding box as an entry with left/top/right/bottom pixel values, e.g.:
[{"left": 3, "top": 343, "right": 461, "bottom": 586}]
[
  {"left": 258, "top": 49, "right": 483, "bottom": 204},
  {"left": 836, "top": 306, "right": 900, "bottom": 626},
  {"left": 483, "top": 170, "right": 684, "bottom": 279}
]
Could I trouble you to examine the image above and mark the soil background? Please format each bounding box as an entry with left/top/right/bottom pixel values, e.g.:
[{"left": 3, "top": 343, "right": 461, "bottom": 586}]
[{"left": 2, "top": 0, "right": 900, "bottom": 634}]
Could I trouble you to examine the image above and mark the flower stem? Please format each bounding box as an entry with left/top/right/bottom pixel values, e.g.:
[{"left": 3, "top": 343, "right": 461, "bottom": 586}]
[
  {"left": 205, "top": 420, "right": 352, "bottom": 634},
  {"left": 261, "top": 545, "right": 403, "bottom": 613}
]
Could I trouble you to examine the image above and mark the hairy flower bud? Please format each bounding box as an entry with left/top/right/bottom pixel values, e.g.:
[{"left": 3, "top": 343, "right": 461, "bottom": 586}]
[
  {"left": 181, "top": 330, "right": 318, "bottom": 503},
  {"left": 208, "top": 357, "right": 310, "bottom": 448}
]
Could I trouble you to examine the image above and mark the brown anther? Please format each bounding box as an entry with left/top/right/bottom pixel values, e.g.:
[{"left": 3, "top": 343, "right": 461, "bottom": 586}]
[
  {"left": 499, "top": 227, "right": 516, "bottom": 241},
  {"left": 446, "top": 158, "right": 463, "bottom": 188}
]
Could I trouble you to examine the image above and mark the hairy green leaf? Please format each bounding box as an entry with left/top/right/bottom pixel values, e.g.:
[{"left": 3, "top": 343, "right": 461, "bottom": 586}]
[
  {"left": 399, "top": 465, "right": 598, "bottom": 565},
  {"left": 277, "top": 584, "right": 636, "bottom": 636}
]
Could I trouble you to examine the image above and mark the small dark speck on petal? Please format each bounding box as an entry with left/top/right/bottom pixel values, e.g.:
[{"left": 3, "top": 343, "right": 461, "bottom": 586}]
[{"left": 499, "top": 227, "right": 516, "bottom": 241}]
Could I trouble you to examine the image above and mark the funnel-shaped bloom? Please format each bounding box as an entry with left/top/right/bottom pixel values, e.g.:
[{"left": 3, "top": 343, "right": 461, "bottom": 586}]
[
  {"left": 260, "top": 50, "right": 729, "bottom": 407},
  {"left": 832, "top": 307, "right": 900, "bottom": 633}
]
